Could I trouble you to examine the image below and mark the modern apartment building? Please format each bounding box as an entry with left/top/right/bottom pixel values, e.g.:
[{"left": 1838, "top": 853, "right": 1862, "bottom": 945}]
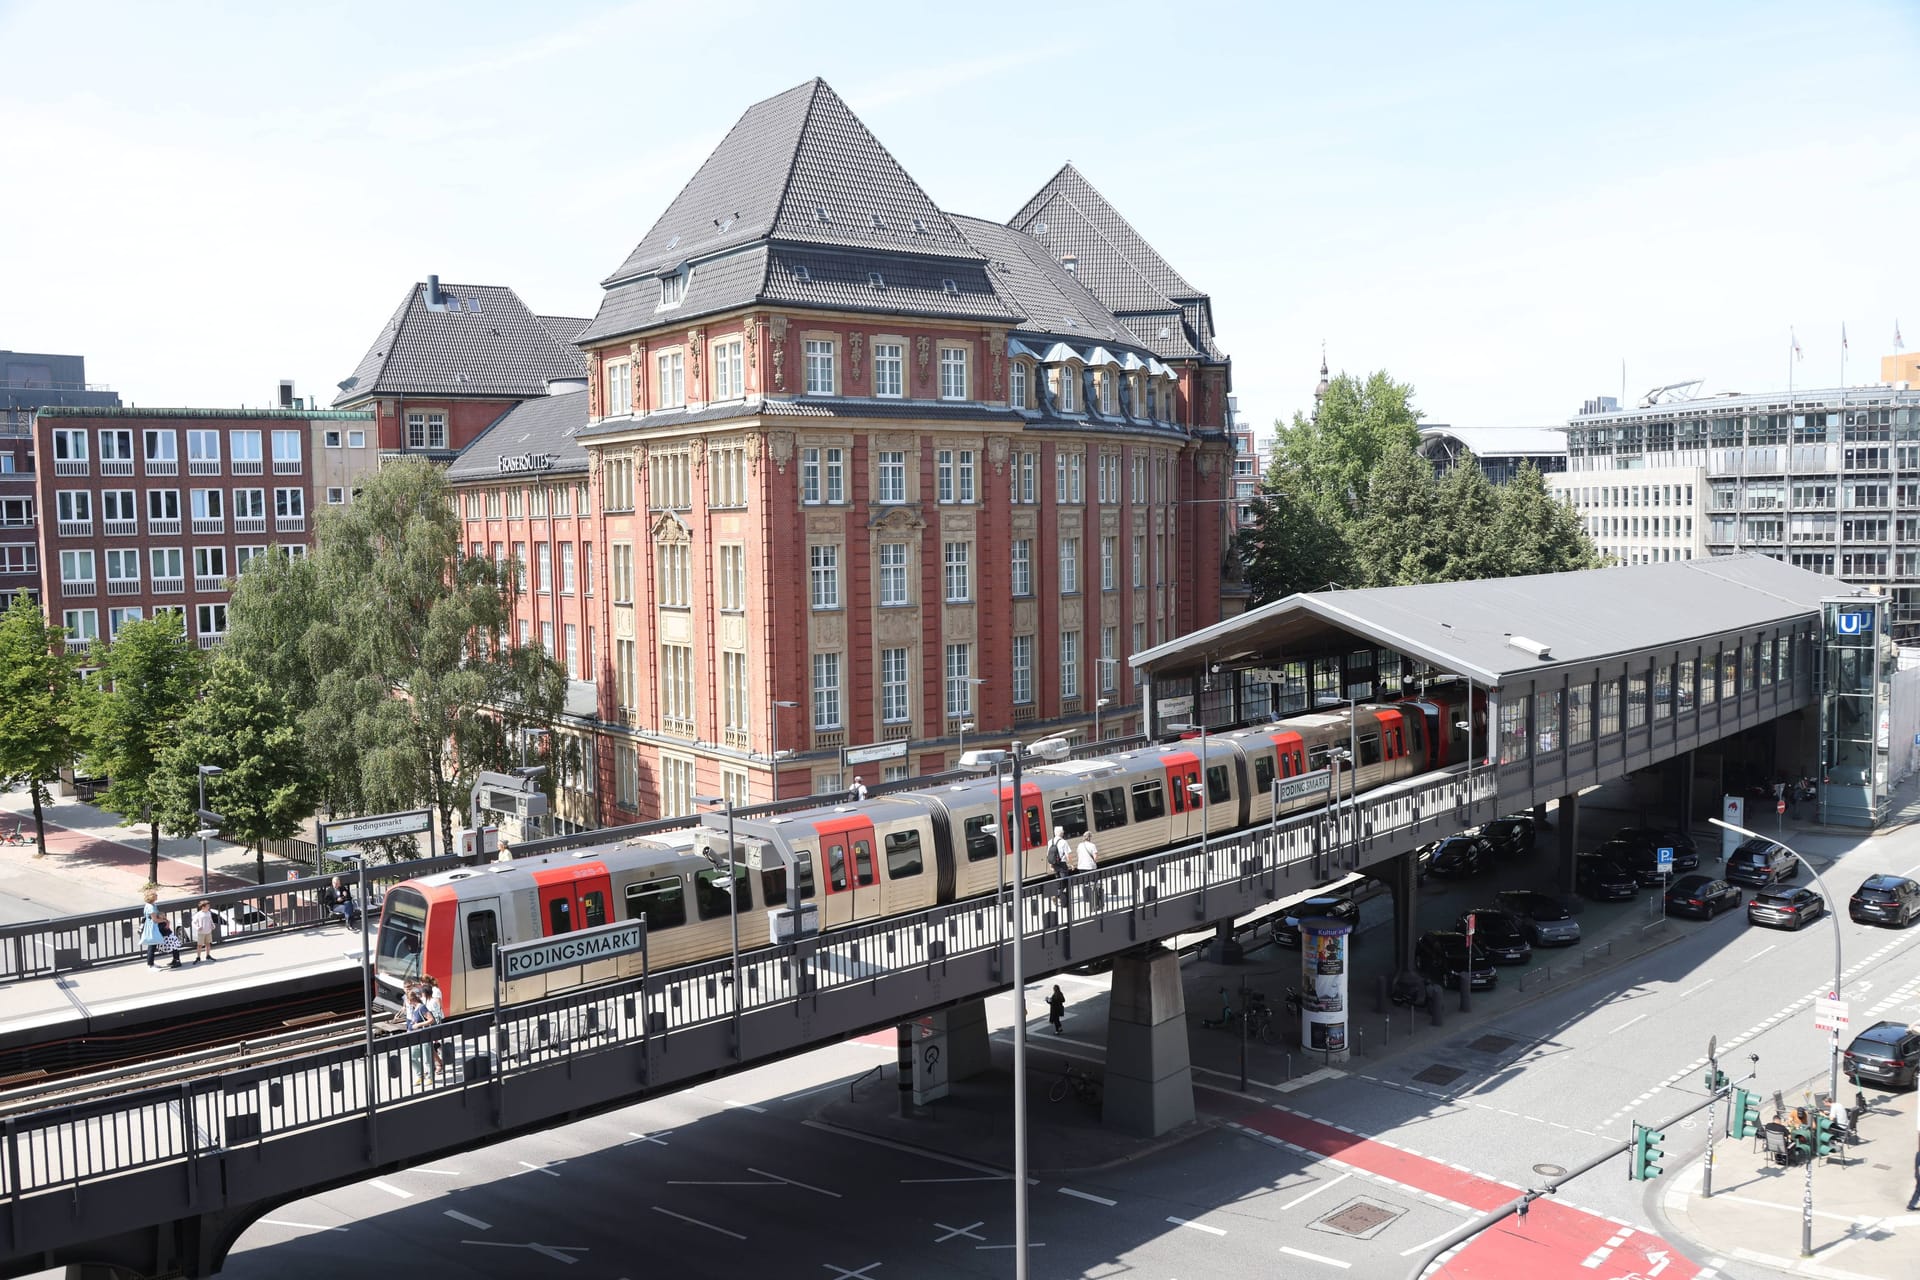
[
  {"left": 2, "top": 351, "right": 122, "bottom": 605},
  {"left": 1546, "top": 465, "right": 1707, "bottom": 565}
]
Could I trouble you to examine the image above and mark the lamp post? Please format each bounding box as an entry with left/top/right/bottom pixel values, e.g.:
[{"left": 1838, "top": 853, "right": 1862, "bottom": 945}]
[
  {"left": 963, "top": 735, "right": 1071, "bottom": 1280},
  {"left": 957, "top": 719, "right": 976, "bottom": 763},
  {"left": 768, "top": 699, "right": 799, "bottom": 803},
  {"left": 694, "top": 794, "right": 742, "bottom": 1055},
  {"left": 1095, "top": 659, "right": 1120, "bottom": 739},
  {"left": 1093, "top": 697, "right": 1112, "bottom": 745},
  {"left": 336, "top": 850, "right": 377, "bottom": 1143},
  {"left": 194, "top": 764, "right": 224, "bottom": 890},
  {"left": 1712, "top": 818, "right": 1845, "bottom": 1101}
]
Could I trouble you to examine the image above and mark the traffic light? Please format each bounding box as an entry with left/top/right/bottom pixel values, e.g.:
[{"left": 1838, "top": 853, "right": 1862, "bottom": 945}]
[
  {"left": 1630, "top": 1123, "right": 1667, "bottom": 1181},
  {"left": 1703, "top": 1068, "right": 1728, "bottom": 1091},
  {"left": 1731, "top": 1088, "right": 1761, "bottom": 1141},
  {"left": 1813, "top": 1111, "right": 1836, "bottom": 1158}
]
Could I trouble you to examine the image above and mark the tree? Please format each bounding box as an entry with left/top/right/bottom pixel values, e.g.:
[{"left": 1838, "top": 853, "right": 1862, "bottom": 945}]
[
  {"left": 228, "top": 459, "right": 568, "bottom": 859},
  {"left": 152, "top": 655, "right": 321, "bottom": 885},
  {"left": 1236, "top": 483, "right": 1350, "bottom": 605},
  {"left": 1350, "top": 443, "right": 1446, "bottom": 587},
  {"left": 0, "top": 592, "right": 85, "bottom": 857},
  {"left": 73, "top": 612, "right": 206, "bottom": 883},
  {"left": 1493, "top": 461, "right": 1607, "bottom": 575},
  {"left": 1431, "top": 455, "right": 1507, "bottom": 582}
]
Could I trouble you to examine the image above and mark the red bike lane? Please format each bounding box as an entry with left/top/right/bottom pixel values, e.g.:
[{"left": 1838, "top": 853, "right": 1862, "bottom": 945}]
[{"left": 1230, "top": 1101, "right": 1701, "bottom": 1279}]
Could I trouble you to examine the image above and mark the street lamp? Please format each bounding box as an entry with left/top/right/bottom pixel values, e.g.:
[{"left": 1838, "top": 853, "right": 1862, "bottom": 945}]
[
  {"left": 1712, "top": 818, "right": 1845, "bottom": 1100},
  {"left": 962, "top": 734, "right": 1071, "bottom": 1280},
  {"left": 768, "top": 699, "right": 799, "bottom": 803},
  {"left": 195, "top": 764, "right": 225, "bottom": 890},
  {"left": 1093, "top": 697, "right": 1112, "bottom": 744},
  {"left": 335, "top": 850, "right": 377, "bottom": 1143},
  {"left": 694, "top": 794, "right": 741, "bottom": 1055},
  {"left": 957, "top": 720, "right": 976, "bottom": 762}
]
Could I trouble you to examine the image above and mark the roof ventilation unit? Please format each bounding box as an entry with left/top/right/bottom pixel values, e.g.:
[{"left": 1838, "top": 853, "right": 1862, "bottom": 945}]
[
  {"left": 1508, "top": 635, "right": 1552, "bottom": 660},
  {"left": 1061, "top": 253, "right": 1077, "bottom": 276},
  {"left": 868, "top": 271, "right": 885, "bottom": 289}
]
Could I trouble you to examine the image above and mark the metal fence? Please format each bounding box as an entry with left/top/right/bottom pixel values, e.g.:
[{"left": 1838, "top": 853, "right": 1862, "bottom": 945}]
[{"left": 0, "top": 766, "right": 1497, "bottom": 1207}]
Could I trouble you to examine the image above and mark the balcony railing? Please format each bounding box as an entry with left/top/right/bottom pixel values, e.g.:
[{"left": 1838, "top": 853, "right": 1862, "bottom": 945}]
[
  {"left": 191, "top": 518, "right": 224, "bottom": 535},
  {"left": 231, "top": 459, "right": 263, "bottom": 475},
  {"left": 107, "top": 578, "right": 142, "bottom": 596},
  {"left": 152, "top": 576, "right": 184, "bottom": 594},
  {"left": 193, "top": 574, "right": 227, "bottom": 593},
  {"left": 103, "top": 518, "right": 136, "bottom": 536},
  {"left": 56, "top": 520, "right": 92, "bottom": 538},
  {"left": 100, "top": 459, "right": 133, "bottom": 476},
  {"left": 196, "top": 633, "right": 225, "bottom": 650},
  {"left": 273, "top": 458, "right": 302, "bottom": 475},
  {"left": 275, "top": 516, "right": 305, "bottom": 533},
  {"left": 188, "top": 459, "right": 220, "bottom": 476},
  {"left": 234, "top": 516, "right": 266, "bottom": 534},
  {"left": 723, "top": 728, "right": 751, "bottom": 749},
  {"left": 148, "top": 518, "right": 181, "bottom": 535},
  {"left": 61, "top": 579, "right": 95, "bottom": 597},
  {"left": 145, "top": 459, "right": 178, "bottom": 476},
  {"left": 53, "top": 459, "right": 88, "bottom": 476},
  {"left": 813, "top": 729, "right": 847, "bottom": 749}
]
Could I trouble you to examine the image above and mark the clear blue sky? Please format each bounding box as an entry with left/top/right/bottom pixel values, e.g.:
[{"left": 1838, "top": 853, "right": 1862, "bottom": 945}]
[{"left": 2, "top": 0, "right": 1914, "bottom": 433}]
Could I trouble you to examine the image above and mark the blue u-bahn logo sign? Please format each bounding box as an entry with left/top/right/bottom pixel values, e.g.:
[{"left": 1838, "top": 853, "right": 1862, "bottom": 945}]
[{"left": 1835, "top": 610, "right": 1875, "bottom": 636}]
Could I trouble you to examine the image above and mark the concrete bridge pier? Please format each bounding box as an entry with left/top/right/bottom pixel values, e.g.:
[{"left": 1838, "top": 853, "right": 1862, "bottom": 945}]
[
  {"left": 1384, "top": 847, "right": 1420, "bottom": 985},
  {"left": 1556, "top": 790, "right": 1581, "bottom": 895},
  {"left": 1103, "top": 944, "right": 1193, "bottom": 1136},
  {"left": 1672, "top": 749, "right": 1696, "bottom": 833}
]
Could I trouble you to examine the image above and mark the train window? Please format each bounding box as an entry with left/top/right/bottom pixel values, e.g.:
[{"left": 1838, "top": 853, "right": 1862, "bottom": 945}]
[
  {"left": 695, "top": 866, "right": 750, "bottom": 920},
  {"left": 465, "top": 910, "right": 497, "bottom": 970},
  {"left": 825, "top": 842, "right": 849, "bottom": 892},
  {"left": 1090, "top": 786, "right": 1128, "bottom": 832},
  {"left": 1358, "top": 732, "right": 1382, "bottom": 767},
  {"left": 964, "top": 816, "right": 997, "bottom": 861},
  {"left": 759, "top": 852, "right": 815, "bottom": 908},
  {"left": 1022, "top": 804, "right": 1044, "bottom": 849},
  {"left": 581, "top": 890, "right": 608, "bottom": 929},
  {"left": 548, "top": 898, "right": 574, "bottom": 934},
  {"left": 1206, "top": 763, "right": 1231, "bottom": 805},
  {"left": 853, "top": 839, "right": 877, "bottom": 887},
  {"left": 1168, "top": 773, "right": 1185, "bottom": 814},
  {"left": 1405, "top": 715, "right": 1425, "bottom": 755},
  {"left": 885, "top": 830, "right": 924, "bottom": 878},
  {"left": 625, "top": 877, "right": 687, "bottom": 931},
  {"left": 1253, "top": 756, "right": 1275, "bottom": 793},
  {"left": 1131, "top": 780, "right": 1165, "bottom": 821},
  {"left": 1050, "top": 796, "right": 1088, "bottom": 838},
  {"left": 1309, "top": 744, "right": 1333, "bottom": 772}
]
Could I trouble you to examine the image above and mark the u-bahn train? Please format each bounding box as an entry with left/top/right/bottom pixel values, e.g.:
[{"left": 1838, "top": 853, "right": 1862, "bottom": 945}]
[{"left": 373, "top": 689, "right": 1483, "bottom": 1017}]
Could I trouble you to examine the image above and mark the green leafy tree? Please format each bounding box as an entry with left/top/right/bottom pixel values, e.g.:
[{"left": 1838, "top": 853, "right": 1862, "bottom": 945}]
[
  {"left": 1431, "top": 454, "right": 1507, "bottom": 582},
  {"left": 1493, "top": 461, "right": 1607, "bottom": 575},
  {"left": 229, "top": 459, "right": 568, "bottom": 859},
  {"left": 0, "top": 592, "right": 85, "bottom": 857},
  {"left": 1350, "top": 443, "right": 1447, "bottom": 586},
  {"left": 1236, "top": 483, "right": 1350, "bottom": 605},
  {"left": 152, "top": 655, "right": 321, "bottom": 885},
  {"left": 73, "top": 612, "right": 206, "bottom": 883}
]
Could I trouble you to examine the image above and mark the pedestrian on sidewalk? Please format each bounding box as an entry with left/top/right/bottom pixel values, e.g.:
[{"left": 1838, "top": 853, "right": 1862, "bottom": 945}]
[
  {"left": 1047, "top": 984, "right": 1066, "bottom": 1035},
  {"left": 192, "top": 900, "right": 215, "bottom": 964},
  {"left": 1909, "top": 1146, "right": 1920, "bottom": 1213},
  {"left": 139, "top": 887, "right": 164, "bottom": 968}
]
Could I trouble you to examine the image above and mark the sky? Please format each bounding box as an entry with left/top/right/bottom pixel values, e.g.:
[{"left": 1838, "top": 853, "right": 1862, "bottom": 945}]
[{"left": 2, "top": 0, "right": 1916, "bottom": 436}]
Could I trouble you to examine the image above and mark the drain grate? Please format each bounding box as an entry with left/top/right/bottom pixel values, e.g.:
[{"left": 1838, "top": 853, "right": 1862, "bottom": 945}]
[
  {"left": 1468, "top": 1034, "right": 1518, "bottom": 1053},
  {"left": 1314, "top": 1197, "right": 1402, "bottom": 1239},
  {"left": 1412, "top": 1064, "right": 1466, "bottom": 1086}
]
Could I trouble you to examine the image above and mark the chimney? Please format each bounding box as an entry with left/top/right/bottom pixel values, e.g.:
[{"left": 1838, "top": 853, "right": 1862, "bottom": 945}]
[
  {"left": 278, "top": 380, "right": 295, "bottom": 409},
  {"left": 427, "top": 274, "right": 442, "bottom": 306},
  {"left": 1061, "top": 254, "right": 1077, "bottom": 276}
]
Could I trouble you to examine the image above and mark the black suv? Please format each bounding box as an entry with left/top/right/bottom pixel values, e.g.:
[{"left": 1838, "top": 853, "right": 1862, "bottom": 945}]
[
  {"left": 1850, "top": 875, "right": 1920, "bottom": 928},
  {"left": 1426, "top": 835, "right": 1497, "bottom": 879},
  {"left": 1273, "top": 896, "right": 1360, "bottom": 948},
  {"left": 1414, "top": 931, "right": 1498, "bottom": 990},
  {"left": 1575, "top": 851, "right": 1638, "bottom": 901},
  {"left": 1843, "top": 1021, "right": 1920, "bottom": 1089},
  {"left": 1608, "top": 827, "right": 1700, "bottom": 873},
  {"left": 1724, "top": 837, "right": 1799, "bottom": 888},
  {"left": 1479, "top": 816, "right": 1538, "bottom": 859}
]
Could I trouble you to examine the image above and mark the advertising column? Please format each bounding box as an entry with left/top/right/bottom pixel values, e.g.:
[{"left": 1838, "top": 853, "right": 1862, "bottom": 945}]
[{"left": 1297, "top": 915, "right": 1353, "bottom": 1062}]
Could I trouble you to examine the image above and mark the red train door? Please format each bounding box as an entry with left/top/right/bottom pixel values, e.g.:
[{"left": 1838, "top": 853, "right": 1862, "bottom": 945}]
[
  {"left": 532, "top": 863, "right": 613, "bottom": 936},
  {"left": 1160, "top": 750, "right": 1199, "bottom": 845},
  {"left": 997, "top": 779, "right": 1045, "bottom": 881},
  {"left": 815, "top": 814, "right": 881, "bottom": 929}
]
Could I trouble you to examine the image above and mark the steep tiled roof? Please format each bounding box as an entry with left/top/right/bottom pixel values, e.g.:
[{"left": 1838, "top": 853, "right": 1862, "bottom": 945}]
[
  {"left": 602, "top": 78, "right": 980, "bottom": 289},
  {"left": 760, "top": 247, "right": 1015, "bottom": 321},
  {"left": 537, "top": 315, "right": 592, "bottom": 346},
  {"left": 950, "top": 214, "right": 1132, "bottom": 344},
  {"left": 444, "top": 390, "right": 589, "bottom": 481},
  {"left": 334, "top": 282, "right": 589, "bottom": 407},
  {"left": 580, "top": 247, "right": 772, "bottom": 345}
]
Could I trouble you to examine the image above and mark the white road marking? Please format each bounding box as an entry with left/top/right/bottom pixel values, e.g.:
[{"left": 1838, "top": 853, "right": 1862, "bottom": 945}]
[
  {"left": 413, "top": 1167, "right": 464, "bottom": 1175},
  {"left": 650, "top": 1206, "right": 746, "bottom": 1240},
  {"left": 462, "top": 1240, "right": 587, "bottom": 1263},
  {"left": 444, "top": 1210, "right": 490, "bottom": 1230},
  {"left": 749, "top": 1167, "right": 840, "bottom": 1197},
  {"left": 723, "top": 1099, "right": 768, "bottom": 1113},
  {"left": 625, "top": 1130, "right": 672, "bottom": 1146},
  {"left": 805, "top": 1119, "right": 1012, "bottom": 1178},
  {"left": 368, "top": 1179, "right": 412, "bottom": 1199},
  {"left": 1280, "top": 1245, "right": 1351, "bottom": 1268},
  {"left": 1058, "top": 1187, "right": 1117, "bottom": 1206},
  {"left": 1280, "top": 1172, "right": 1351, "bottom": 1211},
  {"left": 933, "top": 1222, "right": 985, "bottom": 1243},
  {"left": 1166, "top": 1216, "right": 1227, "bottom": 1236},
  {"left": 1749, "top": 944, "right": 1777, "bottom": 960},
  {"left": 1400, "top": 1228, "right": 1459, "bottom": 1257},
  {"left": 1677, "top": 980, "right": 1715, "bottom": 999},
  {"left": 1613, "top": 1013, "right": 1648, "bottom": 1034},
  {"left": 260, "top": 1219, "right": 348, "bottom": 1233},
  {"left": 516, "top": 1160, "right": 562, "bottom": 1177},
  {"left": 822, "top": 1264, "right": 882, "bottom": 1279}
]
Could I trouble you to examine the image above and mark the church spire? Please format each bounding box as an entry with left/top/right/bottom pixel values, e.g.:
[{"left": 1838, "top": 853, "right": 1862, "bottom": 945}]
[{"left": 1314, "top": 342, "right": 1330, "bottom": 402}]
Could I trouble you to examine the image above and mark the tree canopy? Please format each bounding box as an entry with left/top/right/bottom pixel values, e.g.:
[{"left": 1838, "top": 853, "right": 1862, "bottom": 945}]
[
  {"left": 1239, "top": 369, "right": 1603, "bottom": 603},
  {"left": 0, "top": 591, "right": 85, "bottom": 858},
  {"left": 226, "top": 459, "right": 567, "bottom": 859}
]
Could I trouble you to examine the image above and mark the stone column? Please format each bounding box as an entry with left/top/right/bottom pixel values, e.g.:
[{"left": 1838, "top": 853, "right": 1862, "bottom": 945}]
[
  {"left": 1104, "top": 945, "right": 1194, "bottom": 1136},
  {"left": 1557, "top": 790, "right": 1581, "bottom": 895}
]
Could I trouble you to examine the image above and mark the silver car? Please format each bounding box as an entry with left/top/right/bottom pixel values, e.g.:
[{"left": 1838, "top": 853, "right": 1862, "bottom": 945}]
[{"left": 1494, "top": 889, "right": 1582, "bottom": 946}]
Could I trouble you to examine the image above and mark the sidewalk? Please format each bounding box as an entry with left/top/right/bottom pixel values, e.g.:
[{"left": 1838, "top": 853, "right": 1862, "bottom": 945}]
[
  {"left": 1661, "top": 1087, "right": 1920, "bottom": 1280},
  {"left": 0, "top": 785, "right": 303, "bottom": 916}
]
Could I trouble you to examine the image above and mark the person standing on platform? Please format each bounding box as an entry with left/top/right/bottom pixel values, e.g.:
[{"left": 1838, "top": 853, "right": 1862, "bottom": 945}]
[
  {"left": 139, "top": 888, "right": 165, "bottom": 968},
  {"left": 1075, "top": 835, "right": 1100, "bottom": 910},
  {"left": 1048, "top": 826, "right": 1073, "bottom": 883},
  {"left": 848, "top": 776, "right": 869, "bottom": 803},
  {"left": 192, "top": 900, "right": 215, "bottom": 964}
]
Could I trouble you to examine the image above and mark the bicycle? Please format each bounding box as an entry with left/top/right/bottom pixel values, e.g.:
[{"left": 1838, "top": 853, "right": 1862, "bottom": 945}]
[{"left": 1049, "top": 1063, "right": 1102, "bottom": 1107}]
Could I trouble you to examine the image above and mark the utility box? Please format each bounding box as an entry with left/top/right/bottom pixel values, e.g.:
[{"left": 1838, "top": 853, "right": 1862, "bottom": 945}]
[{"left": 460, "top": 826, "right": 501, "bottom": 862}]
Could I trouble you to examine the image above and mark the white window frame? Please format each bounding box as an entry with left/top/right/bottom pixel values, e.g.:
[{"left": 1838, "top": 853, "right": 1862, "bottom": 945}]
[
  {"left": 878, "top": 542, "right": 910, "bottom": 606},
  {"left": 804, "top": 339, "right": 836, "bottom": 395},
  {"left": 1061, "top": 630, "right": 1080, "bottom": 699},
  {"left": 812, "top": 652, "right": 843, "bottom": 730},
  {"left": 1011, "top": 539, "right": 1032, "bottom": 596},
  {"left": 944, "top": 643, "right": 975, "bottom": 718},
  {"left": 1060, "top": 536, "right": 1080, "bottom": 594},
  {"left": 873, "top": 342, "right": 904, "bottom": 398},
  {"left": 1009, "top": 360, "right": 1028, "bottom": 409},
  {"left": 943, "top": 540, "right": 971, "bottom": 603},
  {"left": 881, "top": 647, "right": 911, "bottom": 724},
  {"left": 876, "top": 451, "right": 906, "bottom": 503},
  {"left": 939, "top": 346, "right": 968, "bottom": 401},
  {"left": 656, "top": 349, "right": 686, "bottom": 409},
  {"left": 810, "top": 544, "right": 841, "bottom": 610},
  {"left": 1011, "top": 634, "right": 1033, "bottom": 705}
]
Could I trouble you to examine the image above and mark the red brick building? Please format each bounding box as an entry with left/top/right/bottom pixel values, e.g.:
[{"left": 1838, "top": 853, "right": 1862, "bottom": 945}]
[{"left": 449, "top": 78, "right": 1233, "bottom": 822}]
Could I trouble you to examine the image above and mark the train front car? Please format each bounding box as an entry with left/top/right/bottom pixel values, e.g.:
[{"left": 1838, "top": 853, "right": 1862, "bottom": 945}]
[{"left": 372, "top": 879, "right": 444, "bottom": 1014}]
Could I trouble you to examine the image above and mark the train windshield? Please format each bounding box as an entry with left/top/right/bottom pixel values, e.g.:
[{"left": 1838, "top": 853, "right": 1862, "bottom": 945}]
[{"left": 376, "top": 887, "right": 428, "bottom": 981}]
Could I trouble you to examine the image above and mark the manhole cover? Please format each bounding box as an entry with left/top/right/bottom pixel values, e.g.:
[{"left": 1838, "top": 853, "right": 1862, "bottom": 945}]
[
  {"left": 1314, "top": 1197, "right": 1402, "bottom": 1240},
  {"left": 1533, "top": 1163, "right": 1567, "bottom": 1177},
  {"left": 1412, "top": 1064, "right": 1466, "bottom": 1086},
  {"left": 1469, "top": 1034, "right": 1518, "bottom": 1053}
]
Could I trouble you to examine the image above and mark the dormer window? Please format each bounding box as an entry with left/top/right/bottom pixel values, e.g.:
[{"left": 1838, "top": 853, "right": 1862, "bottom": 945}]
[
  {"left": 793, "top": 264, "right": 813, "bottom": 283},
  {"left": 1057, "top": 366, "right": 1078, "bottom": 414},
  {"left": 868, "top": 271, "right": 886, "bottom": 290},
  {"left": 1099, "top": 371, "right": 1116, "bottom": 416},
  {"left": 1009, "top": 360, "right": 1029, "bottom": 409},
  {"left": 659, "top": 269, "right": 687, "bottom": 308}
]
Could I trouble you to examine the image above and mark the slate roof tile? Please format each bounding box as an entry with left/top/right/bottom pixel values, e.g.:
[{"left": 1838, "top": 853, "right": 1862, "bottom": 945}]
[
  {"left": 445, "top": 389, "right": 589, "bottom": 481},
  {"left": 334, "top": 282, "right": 588, "bottom": 406}
]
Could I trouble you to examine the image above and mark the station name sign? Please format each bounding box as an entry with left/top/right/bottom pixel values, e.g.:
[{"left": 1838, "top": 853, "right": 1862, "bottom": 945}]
[
  {"left": 498, "top": 452, "right": 558, "bottom": 474},
  {"left": 1272, "top": 769, "right": 1333, "bottom": 805},
  {"left": 501, "top": 920, "right": 645, "bottom": 980}
]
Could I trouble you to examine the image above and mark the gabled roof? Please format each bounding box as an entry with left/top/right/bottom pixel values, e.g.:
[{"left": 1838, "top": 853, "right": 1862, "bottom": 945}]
[
  {"left": 950, "top": 214, "right": 1134, "bottom": 345},
  {"left": 601, "top": 78, "right": 981, "bottom": 289},
  {"left": 333, "top": 281, "right": 588, "bottom": 407},
  {"left": 537, "top": 315, "right": 592, "bottom": 346},
  {"left": 444, "top": 389, "right": 588, "bottom": 481}
]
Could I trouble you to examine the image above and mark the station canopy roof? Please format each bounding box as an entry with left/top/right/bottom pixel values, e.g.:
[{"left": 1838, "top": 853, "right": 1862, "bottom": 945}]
[{"left": 1133, "top": 555, "right": 1851, "bottom": 689}]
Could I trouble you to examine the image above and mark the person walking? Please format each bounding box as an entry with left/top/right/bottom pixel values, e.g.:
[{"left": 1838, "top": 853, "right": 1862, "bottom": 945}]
[
  {"left": 1047, "top": 984, "right": 1067, "bottom": 1035},
  {"left": 139, "top": 888, "right": 165, "bottom": 968},
  {"left": 421, "top": 975, "right": 447, "bottom": 1075},
  {"left": 191, "top": 900, "right": 215, "bottom": 964},
  {"left": 1048, "top": 826, "right": 1073, "bottom": 883},
  {"left": 847, "top": 776, "right": 869, "bottom": 803},
  {"left": 403, "top": 990, "right": 430, "bottom": 1086},
  {"left": 1075, "top": 834, "right": 1100, "bottom": 910}
]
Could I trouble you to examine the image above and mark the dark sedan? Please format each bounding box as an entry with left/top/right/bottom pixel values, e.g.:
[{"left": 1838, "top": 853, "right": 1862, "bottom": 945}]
[
  {"left": 1850, "top": 875, "right": 1920, "bottom": 928},
  {"left": 1415, "top": 930, "right": 1498, "bottom": 990},
  {"left": 1595, "top": 839, "right": 1683, "bottom": 887},
  {"left": 1480, "top": 816, "right": 1538, "bottom": 859},
  {"left": 1662, "top": 874, "right": 1741, "bottom": 919},
  {"left": 1748, "top": 886, "right": 1827, "bottom": 930},
  {"left": 1610, "top": 827, "right": 1701, "bottom": 873},
  {"left": 1426, "top": 835, "right": 1497, "bottom": 879},
  {"left": 1494, "top": 889, "right": 1582, "bottom": 946},
  {"left": 1575, "top": 851, "right": 1638, "bottom": 901},
  {"left": 1456, "top": 909, "right": 1533, "bottom": 964}
]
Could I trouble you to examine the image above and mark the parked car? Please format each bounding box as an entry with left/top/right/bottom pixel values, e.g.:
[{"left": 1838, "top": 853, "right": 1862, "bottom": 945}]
[
  {"left": 1593, "top": 839, "right": 1682, "bottom": 887},
  {"left": 1574, "top": 851, "right": 1639, "bottom": 901},
  {"left": 1843, "top": 1021, "right": 1920, "bottom": 1089},
  {"left": 217, "top": 904, "right": 277, "bottom": 933},
  {"left": 1479, "top": 816, "right": 1538, "bottom": 859},
  {"left": 1274, "top": 895, "right": 1360, "bottom": 948},
  {"left": 1426, "top": 835, "right": 1497, "bottom": 880},
  {"left": 1608, "top": 827, "right": 1700, "bottom": 873},
  {"left": 1455, "top": 909, "right": 1533, "bottom": 964},
  {"left": 1662, "top": 874, "right": 1741, "bottom": 919},
  {"left": 1849, "top": 875, "right": 1920, "bottom": 928},
  {"left": 1747, "top": 886, "right": 1827, "bottom": 930},
  {"left": 1415, "top": 930, "right": 1498, "bottom": 990},
  {"left": 1725, "top": 837, "right": 1799, "bottom": 888},
  {"left": 1493, "top": 889, "right": 1582, "bottom": 946}
]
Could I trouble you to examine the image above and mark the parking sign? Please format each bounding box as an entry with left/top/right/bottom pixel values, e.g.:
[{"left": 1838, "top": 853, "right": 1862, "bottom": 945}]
[{"left": 1656, "top": 846, "right": 1674, "bottom": 871}]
